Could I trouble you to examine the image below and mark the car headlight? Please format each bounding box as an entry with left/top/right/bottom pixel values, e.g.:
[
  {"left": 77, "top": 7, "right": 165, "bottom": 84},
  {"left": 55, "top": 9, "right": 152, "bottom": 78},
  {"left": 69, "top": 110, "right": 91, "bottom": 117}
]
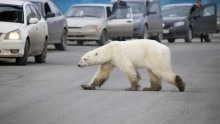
[
  {"left": 84, "top": 25, "right": 100, "bottom": 31},
  {"left": 174, "top": 21, "right": 185, "bottom": 27},
  {"left": 5, "top": 30, "right": 21, "bottom": 40}
]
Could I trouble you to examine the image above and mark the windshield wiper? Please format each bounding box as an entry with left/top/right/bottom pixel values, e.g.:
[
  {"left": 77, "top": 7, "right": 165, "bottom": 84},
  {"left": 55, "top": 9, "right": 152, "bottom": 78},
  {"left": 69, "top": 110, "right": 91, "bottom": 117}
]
[{"left": 82, "top": 15, "right": 100, "bottom": 18}]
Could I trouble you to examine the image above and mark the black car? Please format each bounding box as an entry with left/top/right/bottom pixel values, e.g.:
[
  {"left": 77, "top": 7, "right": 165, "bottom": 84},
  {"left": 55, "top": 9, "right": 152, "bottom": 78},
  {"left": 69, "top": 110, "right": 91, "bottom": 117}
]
[{"left": 162, "top": 3, "right": 217, "bottom": 43}]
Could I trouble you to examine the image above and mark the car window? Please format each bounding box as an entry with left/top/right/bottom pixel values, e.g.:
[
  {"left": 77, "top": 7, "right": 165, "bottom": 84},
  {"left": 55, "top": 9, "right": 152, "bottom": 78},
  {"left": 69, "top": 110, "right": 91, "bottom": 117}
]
[
  {"left": 44, "top": 2, "right": 52, "bottom": 14},
  {"left": 30, "top": 5, "right": 41, "bottom": 20},
  {"left": 48, "top": 1, "right": 62, "bottom": 16},
  {"left": 195, "top": 5, "right": 215, "bottom": 17},
  {"left": 26, "top": 5, "right": 32, "bottom": 23},
  {"left": 203, "top": 6, "right": 215, "bottom": 16},
  {"left": 66, "top": 6, "right": 105, "bottom": 18},
  {"left": 47, "top": 1, "right": 58, "bottom": 16},
  {"left": 126, "top": 1, "right": 145, "bottom": 14},
  {"left": 106, "top": 6, "right": 111, "bottom": 17},
  {"left": 0, "top": 4, "right": 23, "bottom": 23},
  {"left": 149, "top": 3, "right": 159, "bottom": 13},
  {"left": 109, "top": 7, "right": 132, "bottom": 19},
  {"left": 32, "top": 2, "right": 44, "bottom": 16}
]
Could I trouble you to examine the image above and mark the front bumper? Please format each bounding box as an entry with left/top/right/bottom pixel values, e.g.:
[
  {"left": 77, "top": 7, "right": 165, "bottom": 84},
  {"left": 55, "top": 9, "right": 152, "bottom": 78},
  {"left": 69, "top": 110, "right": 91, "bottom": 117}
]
[
  {"left": 0, "top": 34, "right": 25, "bottom": 57},
  {"left": 67, "top": 28, "right": 101, "bottom": 41},
  {"left": 163, "top": 25, "right": 187, "bottom": 39}
]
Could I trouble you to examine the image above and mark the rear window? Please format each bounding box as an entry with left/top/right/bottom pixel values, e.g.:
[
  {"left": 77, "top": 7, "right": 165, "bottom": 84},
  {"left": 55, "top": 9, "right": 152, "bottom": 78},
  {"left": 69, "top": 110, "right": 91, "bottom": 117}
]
[{"left": 0, "top": 4, "right": 24, "bottom": 23}]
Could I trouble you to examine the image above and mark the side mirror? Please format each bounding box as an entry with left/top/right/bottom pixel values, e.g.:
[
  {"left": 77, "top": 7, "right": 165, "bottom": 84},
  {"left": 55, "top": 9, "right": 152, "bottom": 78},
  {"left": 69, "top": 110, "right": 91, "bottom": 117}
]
[
  {"left": 29, "top": 18, "right": 38, "bottom": 24},
  {"left": 46, "top": 12, "right": 55, "bottom": 18}
]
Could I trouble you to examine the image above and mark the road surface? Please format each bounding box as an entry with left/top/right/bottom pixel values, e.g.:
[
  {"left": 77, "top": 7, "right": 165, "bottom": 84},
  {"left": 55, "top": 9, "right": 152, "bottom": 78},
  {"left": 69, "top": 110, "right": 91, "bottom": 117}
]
[{"left": 0, "top": 40, "right": 220, "bottom": 124}]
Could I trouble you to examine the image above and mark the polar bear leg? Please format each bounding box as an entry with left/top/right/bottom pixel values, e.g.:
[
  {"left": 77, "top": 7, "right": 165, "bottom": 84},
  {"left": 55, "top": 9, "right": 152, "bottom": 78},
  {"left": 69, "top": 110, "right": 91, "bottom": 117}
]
[
  {"left": 159, "top": 71, "right": 185, "bottom": 92},
  {"left": 123, "top": 66, "right": 141, "bottom": 91},
  {"left": 143, "top": 69, "right": 162, "bottom": 91},
  {"left": 88, "top": 63, "right": 115, "bottom": 88}
]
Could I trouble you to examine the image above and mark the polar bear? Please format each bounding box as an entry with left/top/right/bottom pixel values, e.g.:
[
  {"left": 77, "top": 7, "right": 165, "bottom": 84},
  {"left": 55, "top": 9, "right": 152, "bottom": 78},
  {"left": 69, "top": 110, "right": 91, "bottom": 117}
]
[{"left": 78, "top": 39, "right": 185, "bottom": 92}]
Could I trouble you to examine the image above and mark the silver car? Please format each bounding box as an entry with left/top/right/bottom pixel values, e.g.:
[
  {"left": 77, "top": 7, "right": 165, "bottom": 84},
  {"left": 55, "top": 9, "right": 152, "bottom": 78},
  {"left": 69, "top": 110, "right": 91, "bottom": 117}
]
[
  {"left": 23, "top": 0, "right": 68, "bottom": 50},
  {"left": 66, "top": 4, "right": 134, "bottom": 45},
  {"left": 111, "top": 0, "right": 163, "bottom": 42},
  {"left": 0, "top": 0, "right": 48, "bottom": 65}
]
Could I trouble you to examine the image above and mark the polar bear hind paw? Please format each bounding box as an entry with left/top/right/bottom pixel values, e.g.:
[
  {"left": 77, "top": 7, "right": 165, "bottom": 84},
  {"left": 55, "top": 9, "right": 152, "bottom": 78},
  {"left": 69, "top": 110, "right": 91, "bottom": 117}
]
[
  {"left": 81, "top": 84, "right": 96, "bottom": 90},
  {"left": 175, "top": 75, "right": 185, "bottom": 92}
]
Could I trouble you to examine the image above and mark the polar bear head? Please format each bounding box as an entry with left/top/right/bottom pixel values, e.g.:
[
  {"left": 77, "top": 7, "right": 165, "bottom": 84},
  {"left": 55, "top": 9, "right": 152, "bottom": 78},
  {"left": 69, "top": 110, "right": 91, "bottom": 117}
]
[{"left": 77, "top": 45, "right": 113, "bottom": 68}]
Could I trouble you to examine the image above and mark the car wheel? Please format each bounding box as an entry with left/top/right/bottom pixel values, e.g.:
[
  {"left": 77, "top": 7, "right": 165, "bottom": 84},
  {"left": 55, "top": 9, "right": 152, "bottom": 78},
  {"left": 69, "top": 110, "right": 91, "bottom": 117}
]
[
  {"left": 35, "top": 38, "right": 47, "bottom": 63},
  {"left": 155, "top": 32, "right": 163, "bottom": 42},
  {"left": 185, "top": 27, "right": 192, "bottom": 43},
  {"left": 168, "top": 38, "right": 175, "bottom": 43},
  {"left": 55, "top": 29, "right": 67, "bottom": 51},
  {"left": 97, "top": 30, "right": 108, "bottom": 46},
  {"left": 77, "top": 41, "right": 83, "bottom": 45},
  {"left": 204, "top": 34, "right": 212, "bottom": 42},
  {"left": 16, "top": 39, "right": 29, "bottom": 65}
]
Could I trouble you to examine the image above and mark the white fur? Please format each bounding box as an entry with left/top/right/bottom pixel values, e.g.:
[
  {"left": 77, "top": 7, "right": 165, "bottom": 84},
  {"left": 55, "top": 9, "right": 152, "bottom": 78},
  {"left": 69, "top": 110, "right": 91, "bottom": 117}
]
[{"left": 78, "top": 39, "right": 179, "bottom": 90}]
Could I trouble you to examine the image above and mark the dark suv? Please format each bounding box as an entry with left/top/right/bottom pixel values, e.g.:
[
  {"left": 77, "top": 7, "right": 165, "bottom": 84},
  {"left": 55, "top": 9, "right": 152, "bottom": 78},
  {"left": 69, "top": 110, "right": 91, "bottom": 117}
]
[
  {"left": 24, "top": 0, "right": 68, "bottom": 50},
  {"left": 162, "top": 3, "right": 217, "bottom": 43}
]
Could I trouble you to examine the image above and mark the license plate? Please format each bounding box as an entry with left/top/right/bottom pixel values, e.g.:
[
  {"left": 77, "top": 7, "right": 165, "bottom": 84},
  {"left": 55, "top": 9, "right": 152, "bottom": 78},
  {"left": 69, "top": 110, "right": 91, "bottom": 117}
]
[{"left": 163, "top": 29, "right": 169, "bottom": 34}]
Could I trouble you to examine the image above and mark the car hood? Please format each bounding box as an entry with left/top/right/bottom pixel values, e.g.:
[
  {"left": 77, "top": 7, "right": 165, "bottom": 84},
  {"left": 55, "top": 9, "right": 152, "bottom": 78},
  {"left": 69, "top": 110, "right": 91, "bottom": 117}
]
[
  {"left": 67, "top": 17, "right": 104, "bottom": 27},
  {"left": 0, "top": 22, "right": 23, "bottom": 33},
  {"left": 163, "top": 16, "right": 187, "bottom": 23}
]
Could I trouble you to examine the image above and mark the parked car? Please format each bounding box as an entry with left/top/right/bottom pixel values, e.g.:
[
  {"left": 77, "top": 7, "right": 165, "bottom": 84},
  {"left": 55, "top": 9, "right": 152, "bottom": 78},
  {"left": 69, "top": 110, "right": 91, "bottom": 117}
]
[
  {"left": 23, "top": 0, "right": 68, "bottom": 50},
  {"left": 111, "top": 0, "right": 163, "bottom": 42},
  {"left": 162, "top": 3, "right": 217, "bottom": 43},
  {"left": 66, "top": 4, "right": 134, "bottom": 45},
  {"left": 0, "top": 0, "right": 48, "bottom": 65}
]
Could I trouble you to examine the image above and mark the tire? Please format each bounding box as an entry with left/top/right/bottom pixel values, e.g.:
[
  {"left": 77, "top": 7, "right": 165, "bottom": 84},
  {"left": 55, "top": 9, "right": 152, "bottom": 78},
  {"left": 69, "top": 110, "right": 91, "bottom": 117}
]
[
  {"left": 185, "top": 27, "right": 192, "bottom": 43},
  {"left": 155, "top": 32, "right": 163, "bottom": 42},
  {"left": 16, "top": 39, "right": 29, "bottom": 65},
  {"left": 55, "top": 29, "right": 67, "bottom": 51},
  {"left": 35, "top": 38, "right": 47, "bottom": 63},
  {"left": 168, "top": 38, "right": 175, "bottom": 43},
  {"left": 97, "top": 30, "right": 108, "bottom": 46}
]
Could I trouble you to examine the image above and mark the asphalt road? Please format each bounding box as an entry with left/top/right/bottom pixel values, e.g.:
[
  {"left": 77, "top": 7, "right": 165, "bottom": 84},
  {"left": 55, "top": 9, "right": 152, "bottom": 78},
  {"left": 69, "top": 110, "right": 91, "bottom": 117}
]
[{"left": 0, "top": 39, "right": 220, "bottom": 124}]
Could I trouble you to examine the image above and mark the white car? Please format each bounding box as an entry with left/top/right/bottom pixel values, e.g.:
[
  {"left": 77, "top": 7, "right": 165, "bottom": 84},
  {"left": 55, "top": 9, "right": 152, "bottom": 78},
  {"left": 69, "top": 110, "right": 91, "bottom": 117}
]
[
  {"left": 66, "top": 4, "right": 134, "bottom": 45},
  {"left": 0, "top": 0, "right": 48, "bottom": 65}
]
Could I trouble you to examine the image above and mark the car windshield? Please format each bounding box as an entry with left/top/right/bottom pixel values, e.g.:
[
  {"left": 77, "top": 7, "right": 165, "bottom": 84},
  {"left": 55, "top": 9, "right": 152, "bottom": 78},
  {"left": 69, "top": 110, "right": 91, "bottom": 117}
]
[
  {"left": 66, "top": 6, "right": 105, "bottom": 18},
  {"left": 162, "top": 5, "right": 191, "bottom": 17},
  {"left": 126, "top": 2, "right": 145, "bottom": 14},
  {"left": 32, "top": 2, "right": 44, "bottom": 16},
  {"left": 0, "top": 4, "right": 23, "bottom": 23}
]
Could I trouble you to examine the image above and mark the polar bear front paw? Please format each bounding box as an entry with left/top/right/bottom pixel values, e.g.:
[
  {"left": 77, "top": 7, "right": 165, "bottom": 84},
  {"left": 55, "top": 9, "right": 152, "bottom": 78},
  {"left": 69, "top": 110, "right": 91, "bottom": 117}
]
[{"left": 81, "top": 84, "right": 96, "bottom": 90}]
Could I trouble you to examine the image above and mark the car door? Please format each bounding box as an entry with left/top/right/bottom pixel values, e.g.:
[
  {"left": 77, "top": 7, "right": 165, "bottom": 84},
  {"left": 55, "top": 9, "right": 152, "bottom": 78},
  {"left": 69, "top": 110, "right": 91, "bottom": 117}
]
[
  {"left": 47, "top": 1, "right": 65, "bottom": 43},
  {"left": 30, "top": 4, "right": 46, "bottom": 52},
  {"left": 44, "top": 2, "right": 57, "bottom": 43},
  {"left": 147, "top": 2, "right": 163, "bottom": 33},
  {"left": 190, "top": 3, "right": 217, "bottom": 35},
  {"left": 25, "top": 5, "right": 40, "bottom": 53},
  {"left": 107, "top": 6, "right": 133, "bottom": 38}
]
